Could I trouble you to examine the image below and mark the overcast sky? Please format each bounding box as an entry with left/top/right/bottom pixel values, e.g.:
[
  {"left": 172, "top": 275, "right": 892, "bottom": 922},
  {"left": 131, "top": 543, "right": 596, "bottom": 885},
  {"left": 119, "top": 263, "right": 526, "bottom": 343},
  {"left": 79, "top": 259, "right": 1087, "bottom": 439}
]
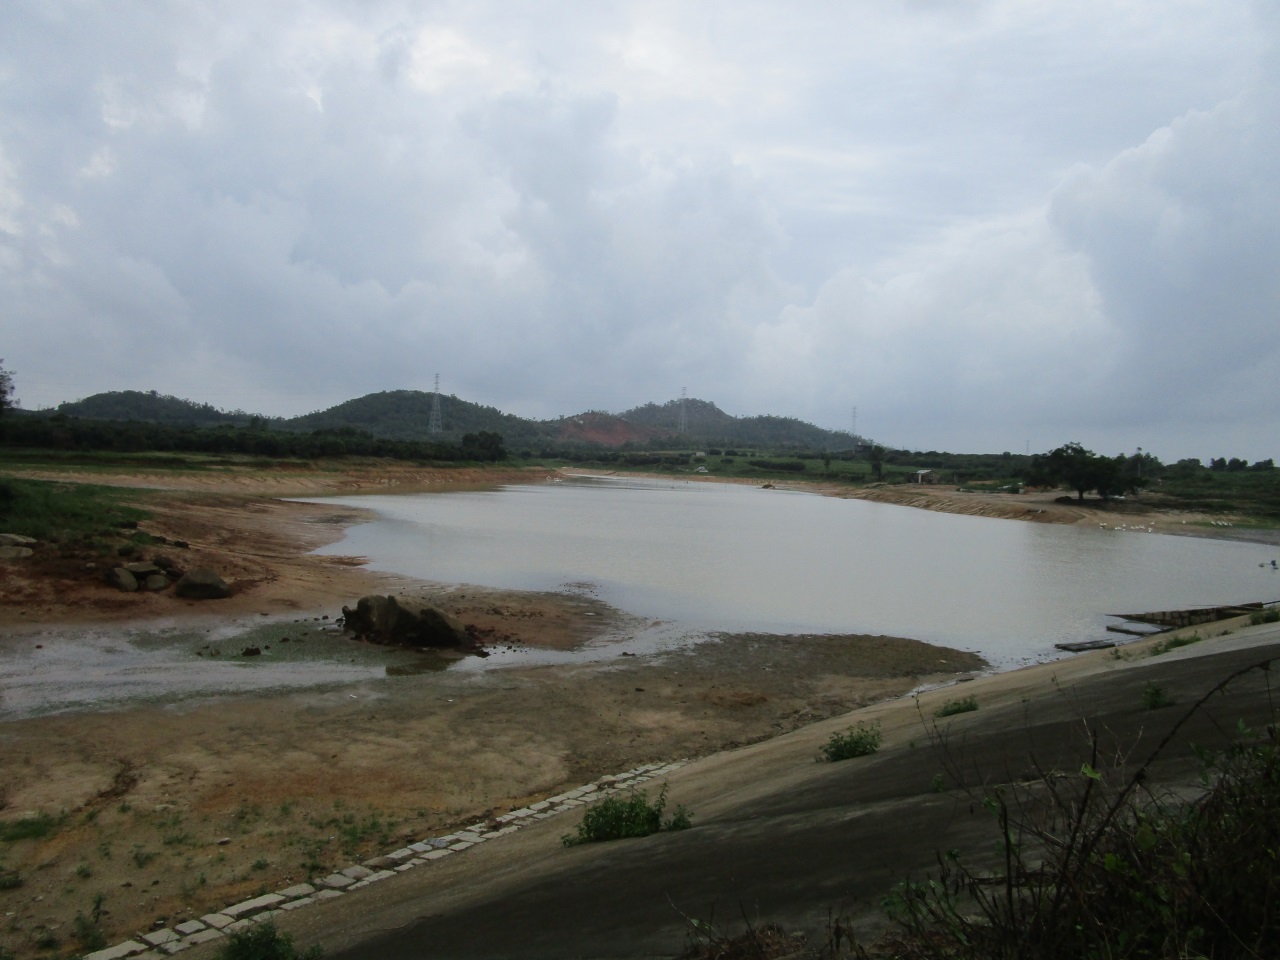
[{"left": 2, "top": 1, "right": 1277, "bottom": 461}]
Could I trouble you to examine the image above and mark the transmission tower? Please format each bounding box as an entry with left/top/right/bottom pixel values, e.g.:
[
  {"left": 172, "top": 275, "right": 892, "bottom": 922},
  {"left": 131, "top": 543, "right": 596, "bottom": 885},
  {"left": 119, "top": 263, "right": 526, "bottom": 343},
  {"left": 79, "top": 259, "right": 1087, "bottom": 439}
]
[
  {"left": 428, "top": 373, "right": 443, "bottom": 434},
  {"left": 678, "top": 387, "right": 688, "bottom": 434}
]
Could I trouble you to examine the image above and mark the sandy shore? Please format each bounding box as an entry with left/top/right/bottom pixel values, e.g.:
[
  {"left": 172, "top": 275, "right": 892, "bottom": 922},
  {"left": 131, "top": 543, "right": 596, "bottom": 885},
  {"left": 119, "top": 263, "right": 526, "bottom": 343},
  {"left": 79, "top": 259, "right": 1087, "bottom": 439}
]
[{"left": 0, "top": 464, "right": 994, "bottom": 958}]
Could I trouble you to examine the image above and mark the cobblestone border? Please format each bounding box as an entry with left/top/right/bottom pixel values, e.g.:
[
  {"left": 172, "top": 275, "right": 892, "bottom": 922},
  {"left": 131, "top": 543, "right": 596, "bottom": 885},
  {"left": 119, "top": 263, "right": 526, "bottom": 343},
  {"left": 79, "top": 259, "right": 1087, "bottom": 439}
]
[{"left": 82, "top": 760, "right": 687, "bottom": 960}]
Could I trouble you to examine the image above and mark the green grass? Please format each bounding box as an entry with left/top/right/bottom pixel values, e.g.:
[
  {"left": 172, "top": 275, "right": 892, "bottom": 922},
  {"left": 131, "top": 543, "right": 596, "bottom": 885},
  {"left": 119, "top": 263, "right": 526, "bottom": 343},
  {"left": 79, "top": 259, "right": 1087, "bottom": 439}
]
[
  {"left": 821, "top": 721, "right": 883, "bottom": 762},
  {"left": 562, "top": 785, "right": 692, "bottom": 847},
  {"left": 0, "top": 474, "right": 148, "bottom": 541},
  {"left": 0, "top": 812, "right": 63, "bottom": 843},
  {"left": 1149, "top": 632, "right": 1203, "bottom": 656},
  {"left": 216, "top": 921, "right": 322, "bottom": 960},
  {"left": 934, "top": 694, "right": 979, "bottom": 718}
]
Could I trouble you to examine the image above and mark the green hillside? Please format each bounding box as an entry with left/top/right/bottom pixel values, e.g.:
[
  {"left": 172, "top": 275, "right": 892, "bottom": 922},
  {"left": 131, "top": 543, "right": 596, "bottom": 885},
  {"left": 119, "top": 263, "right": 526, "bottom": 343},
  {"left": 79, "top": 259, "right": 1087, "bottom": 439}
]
[
  {"left": 282, "top": 390, "right": 547, "bottom": 446},
  {"left": 621, "top": 398, "right": 858, "bottom": 450},
  {"left": 31, "top": 389, "right": 860, "bottom": 452},
  {"left": 54, "top": 390, "right": 256, "bottom": 426}
]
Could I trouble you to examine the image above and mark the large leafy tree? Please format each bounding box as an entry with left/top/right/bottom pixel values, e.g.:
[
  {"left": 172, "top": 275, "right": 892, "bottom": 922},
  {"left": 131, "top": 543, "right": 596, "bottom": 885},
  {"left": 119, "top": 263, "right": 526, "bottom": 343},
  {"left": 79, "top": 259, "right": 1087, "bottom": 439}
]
[{"left": 1029, "top": 442, "right": 1136, "bottom": 501}]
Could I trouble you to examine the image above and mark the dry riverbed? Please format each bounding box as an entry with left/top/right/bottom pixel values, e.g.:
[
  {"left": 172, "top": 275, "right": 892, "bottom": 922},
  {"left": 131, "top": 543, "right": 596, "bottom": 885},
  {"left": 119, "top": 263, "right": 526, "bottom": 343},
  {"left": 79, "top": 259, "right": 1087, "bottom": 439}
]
[{"left": 0, "top": 465, "right": 984, "bottom": 958}]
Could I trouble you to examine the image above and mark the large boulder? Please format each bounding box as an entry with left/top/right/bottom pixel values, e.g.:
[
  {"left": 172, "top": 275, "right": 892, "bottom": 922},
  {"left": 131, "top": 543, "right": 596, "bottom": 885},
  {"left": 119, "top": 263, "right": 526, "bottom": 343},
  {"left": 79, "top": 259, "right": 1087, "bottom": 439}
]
[
  {"left": 106, "top": 566, "right": 139, "bottom": 592},
  {"left": 341, "top": 595, "right": 469, "bottom": 648},
  {"left": 174, "top": 568, "right": 231, "bottom": 600}
]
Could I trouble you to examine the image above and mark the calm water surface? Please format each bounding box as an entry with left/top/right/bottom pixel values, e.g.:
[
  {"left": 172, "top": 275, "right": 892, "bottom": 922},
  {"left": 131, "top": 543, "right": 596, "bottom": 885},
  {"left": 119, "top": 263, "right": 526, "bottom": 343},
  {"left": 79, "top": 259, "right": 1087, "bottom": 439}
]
[{"left": 308, "top": 476, "right": 1279, "bottom": 666}]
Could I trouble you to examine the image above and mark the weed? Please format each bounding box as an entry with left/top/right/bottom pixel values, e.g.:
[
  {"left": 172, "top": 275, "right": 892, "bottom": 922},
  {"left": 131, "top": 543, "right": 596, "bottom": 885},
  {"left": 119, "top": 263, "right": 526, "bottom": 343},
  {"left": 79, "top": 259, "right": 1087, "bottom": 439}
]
[
  {"left": 73, "top": 911, "right": 107, "bottom": 951},
  {"left": 934, "top": 694, "right": 979, "bottom": 718},
  {"left": 75, "top": 863, "right": 92, "bottom": 879},
  {"left": 0, "top": 476, "right": 148, "bottom": 542},
  {"left": 562, "top": 784, "right": 692, "bottom": 846},
  {"left": 881, "top": 659, "right": 1280, "bottom": 960},
  {"left": 132, "top": 847, "right": 158, "bottom": 868},
  {"left": 0, "top": 869, "right": 21, "bottom": 890},
  {"left": 163, "top": 832, "right": 193, "bottom": 846},
  {"left": 1141, "top": 681, "right": 1174, "bottom": 710},
  {"left": 215, "top": 921, "right": 322, "bottom": 960},
  {"left": 0, "top": 812, "right": 62, "bottom": 842},
  {"left": 252, "top": 858, "right": 268, "bottom": 871},
  {"left": 929, "top": 774, "right": 946, "bottom": 794},
  {"left": 821, "top": 721, "right": 883, "bottom": 762},
  {"left": 1149, "top": 632, "right": 1202, "bottom": 656},
  {"left": 1249, "top": 608, "right": 1280, "bottom": 625}
]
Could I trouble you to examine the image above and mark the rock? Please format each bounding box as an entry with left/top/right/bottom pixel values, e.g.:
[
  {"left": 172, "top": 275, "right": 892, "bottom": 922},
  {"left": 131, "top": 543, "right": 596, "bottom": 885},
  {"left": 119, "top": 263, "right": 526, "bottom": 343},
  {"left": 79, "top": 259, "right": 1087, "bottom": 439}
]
[
  {"left": 241, "top": 646, "right": 262, "bottom": 657},
  {"left": 124, "top": 561, "right": 162, "bottom": 577},
  {"left": 0, "top": 546, "right": 33, "bottom": 560},
  {"left": 174, "top": 568, "right": 231, "bottom": 600},
  {"left": 143, "top": 574, "right": 170, "bottom": 591},
  {"left": 0, "top": 533, "right": 36, "bottom": 546},
  {"left": 106, "top": 567, "right": 139, "bottom": 592},
  {"left": 340, "top": 595, "right": 471, "bottom": 648},
  {"left": 172, "top": 540, "right": 190, "bottom": 549}
]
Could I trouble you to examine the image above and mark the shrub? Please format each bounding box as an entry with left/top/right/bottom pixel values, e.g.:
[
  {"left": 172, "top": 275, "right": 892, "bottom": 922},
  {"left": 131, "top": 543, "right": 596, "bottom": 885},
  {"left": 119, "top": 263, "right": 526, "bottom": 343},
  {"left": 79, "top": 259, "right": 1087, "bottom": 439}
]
[
  {"left": 216, "top": 922, "right": 321, "bottom": 960},
  {"left": 1249, "top": 608, "right": 1280, "bottom": 625},
  {"left": 1141, "top": 681, "right": 1174, "bottom": 710},
  {"left": 0, "top": 812, "right": 62, "bottom": 842},
  {"left": 821, "top": 721, "right": 883, "bottom": 762},
  {"left": 561, "top": 784, "right": 692, "bottom": 846},
  {"left": 934, "top": 695, "right": 979, "bottom": 718},
  {"left": 1149, "top": 632, "right": 1202, "bottom": 656}
]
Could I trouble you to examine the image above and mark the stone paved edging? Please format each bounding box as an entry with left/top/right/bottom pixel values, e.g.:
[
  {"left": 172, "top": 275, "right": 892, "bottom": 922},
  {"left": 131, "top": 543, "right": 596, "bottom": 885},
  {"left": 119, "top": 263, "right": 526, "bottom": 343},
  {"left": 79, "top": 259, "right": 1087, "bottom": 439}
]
[{"left": 82, "top": 760, "right": 687, "bottom": 960}]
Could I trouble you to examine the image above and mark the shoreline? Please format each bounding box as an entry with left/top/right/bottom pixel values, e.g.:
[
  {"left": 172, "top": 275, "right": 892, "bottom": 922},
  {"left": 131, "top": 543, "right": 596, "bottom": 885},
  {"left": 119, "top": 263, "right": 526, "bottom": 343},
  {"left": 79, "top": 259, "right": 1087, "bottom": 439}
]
[{"left": 0, "top": 462, "right": 1274, "bottom": 958}]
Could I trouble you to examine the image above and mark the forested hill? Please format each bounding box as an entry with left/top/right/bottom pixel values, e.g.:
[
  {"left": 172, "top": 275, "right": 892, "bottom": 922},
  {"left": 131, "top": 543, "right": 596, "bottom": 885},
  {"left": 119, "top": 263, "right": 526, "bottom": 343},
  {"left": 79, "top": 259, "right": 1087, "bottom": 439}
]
[
  {"left": 54, "top": 390, "right": 257, "bottom": 426},
  {"left": 282, "top": 390, "right": 545, "bottom": 446},
  {"left": 620, "top": 398, "right": 857, "bottom": 449},
  {"left": 32, "top": 389, "right": 860, "bottom": 451}
]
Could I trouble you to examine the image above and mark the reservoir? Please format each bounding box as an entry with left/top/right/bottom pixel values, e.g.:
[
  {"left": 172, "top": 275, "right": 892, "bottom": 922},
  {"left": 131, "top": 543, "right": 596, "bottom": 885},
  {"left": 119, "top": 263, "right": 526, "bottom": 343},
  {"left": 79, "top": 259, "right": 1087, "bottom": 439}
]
[{"left": 308, "top": 476, "right": 1279, "bottom": 666}]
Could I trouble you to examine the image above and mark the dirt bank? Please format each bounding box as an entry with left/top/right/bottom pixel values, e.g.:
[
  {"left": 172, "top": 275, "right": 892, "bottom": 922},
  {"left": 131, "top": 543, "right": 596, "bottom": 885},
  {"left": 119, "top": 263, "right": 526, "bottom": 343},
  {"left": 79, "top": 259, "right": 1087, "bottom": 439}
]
[{"left": 0, "top": 464, "right": 986, "bottom": 959}]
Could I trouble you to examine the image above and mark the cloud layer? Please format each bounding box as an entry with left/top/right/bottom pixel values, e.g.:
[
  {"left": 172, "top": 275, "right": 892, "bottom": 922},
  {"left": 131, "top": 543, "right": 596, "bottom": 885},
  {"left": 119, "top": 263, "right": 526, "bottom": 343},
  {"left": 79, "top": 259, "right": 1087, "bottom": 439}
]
[{"left": 1, "top": 0, "right": 1276, "bottom": 460}]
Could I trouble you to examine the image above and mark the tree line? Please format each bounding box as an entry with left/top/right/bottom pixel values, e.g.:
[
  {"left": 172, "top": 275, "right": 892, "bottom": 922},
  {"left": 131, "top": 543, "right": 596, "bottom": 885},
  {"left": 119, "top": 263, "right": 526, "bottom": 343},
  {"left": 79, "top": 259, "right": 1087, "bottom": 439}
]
[{"left": 0, "top": 413, "right": 506, "bottom": 463}]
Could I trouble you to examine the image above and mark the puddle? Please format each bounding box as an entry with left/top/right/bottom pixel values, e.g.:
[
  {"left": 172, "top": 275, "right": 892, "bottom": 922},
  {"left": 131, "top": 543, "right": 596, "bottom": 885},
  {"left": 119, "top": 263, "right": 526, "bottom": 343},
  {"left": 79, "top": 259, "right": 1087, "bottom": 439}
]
[{"left": 0, "top": 617, "right": 427, "bottom": 720}]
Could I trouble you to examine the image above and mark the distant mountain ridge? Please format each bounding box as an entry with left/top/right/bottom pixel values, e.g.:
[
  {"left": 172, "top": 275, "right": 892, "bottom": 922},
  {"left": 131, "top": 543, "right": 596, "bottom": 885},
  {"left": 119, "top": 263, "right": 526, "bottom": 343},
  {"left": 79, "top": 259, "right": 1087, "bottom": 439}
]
[{"left": 44, "top": 389, "right": 863, "bottom": 450}]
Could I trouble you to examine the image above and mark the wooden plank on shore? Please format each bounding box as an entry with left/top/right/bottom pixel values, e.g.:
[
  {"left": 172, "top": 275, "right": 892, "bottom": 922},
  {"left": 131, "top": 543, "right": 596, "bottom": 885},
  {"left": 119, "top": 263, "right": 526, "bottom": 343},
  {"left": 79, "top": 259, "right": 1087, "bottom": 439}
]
[
  {"left": 1105, "top": 624, "right": 1162, "bottom": 637},
  {"left": 1055, "top": 640, "right": 1117, "bottom": 652}
]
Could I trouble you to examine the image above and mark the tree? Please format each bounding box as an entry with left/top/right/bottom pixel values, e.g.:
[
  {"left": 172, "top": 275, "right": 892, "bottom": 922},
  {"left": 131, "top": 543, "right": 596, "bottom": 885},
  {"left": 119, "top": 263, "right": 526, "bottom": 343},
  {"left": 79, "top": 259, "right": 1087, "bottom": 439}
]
[
  {"left": 1029, "top": 442, "right": 1136, "bottom": 501},
  {"left": 869, "top": 444, "right": 885, "bottom": 480},
  {"left": 0, "top": 359, "right": 13, "bottom": 415}
]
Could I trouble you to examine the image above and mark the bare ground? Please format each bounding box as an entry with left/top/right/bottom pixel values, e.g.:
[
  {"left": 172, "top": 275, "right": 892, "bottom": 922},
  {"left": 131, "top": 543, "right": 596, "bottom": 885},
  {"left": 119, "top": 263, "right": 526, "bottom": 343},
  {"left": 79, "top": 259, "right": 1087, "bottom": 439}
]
[{"left": 0, "top": 465, "right": 987, "bottom": 959}]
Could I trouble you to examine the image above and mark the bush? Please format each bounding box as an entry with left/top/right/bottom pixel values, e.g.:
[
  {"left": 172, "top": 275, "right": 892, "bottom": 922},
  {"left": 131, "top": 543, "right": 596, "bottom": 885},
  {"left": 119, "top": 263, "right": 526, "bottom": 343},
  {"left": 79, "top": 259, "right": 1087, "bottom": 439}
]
[
  {"left": 821, "top": 721, "right": 883, "bottom": 762},
  {"left": 1141, "top": 681, "right": 1174, "bottom": 710},
  {"left": 934, "top": 695, "right": 979, "bottom": 718},
  {"left": 216, "top": 922, "right": 321, "bottom": 960},
  {"left": 0, "top": 812, "right": 62, "bottom": 842},
  {"left": 561, "top": 785, "right": 692, "bottom": 846},
  {"left": 1249, "top": 608, "right": 1280, "bottom": 625},
  {"left": 1149, "top": 632, "right": 1202, "bottom": 656}
]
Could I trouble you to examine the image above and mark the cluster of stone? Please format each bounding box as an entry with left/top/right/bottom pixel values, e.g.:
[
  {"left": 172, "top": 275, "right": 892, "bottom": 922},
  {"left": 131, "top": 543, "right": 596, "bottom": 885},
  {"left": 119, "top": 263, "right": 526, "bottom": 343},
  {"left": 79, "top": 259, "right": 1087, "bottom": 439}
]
[
  {"left": 82, "top": 760, "right": 687, "bottom": 960},
  {"left": 0, "top": 533, "right": 36, "bottom": 559}
]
